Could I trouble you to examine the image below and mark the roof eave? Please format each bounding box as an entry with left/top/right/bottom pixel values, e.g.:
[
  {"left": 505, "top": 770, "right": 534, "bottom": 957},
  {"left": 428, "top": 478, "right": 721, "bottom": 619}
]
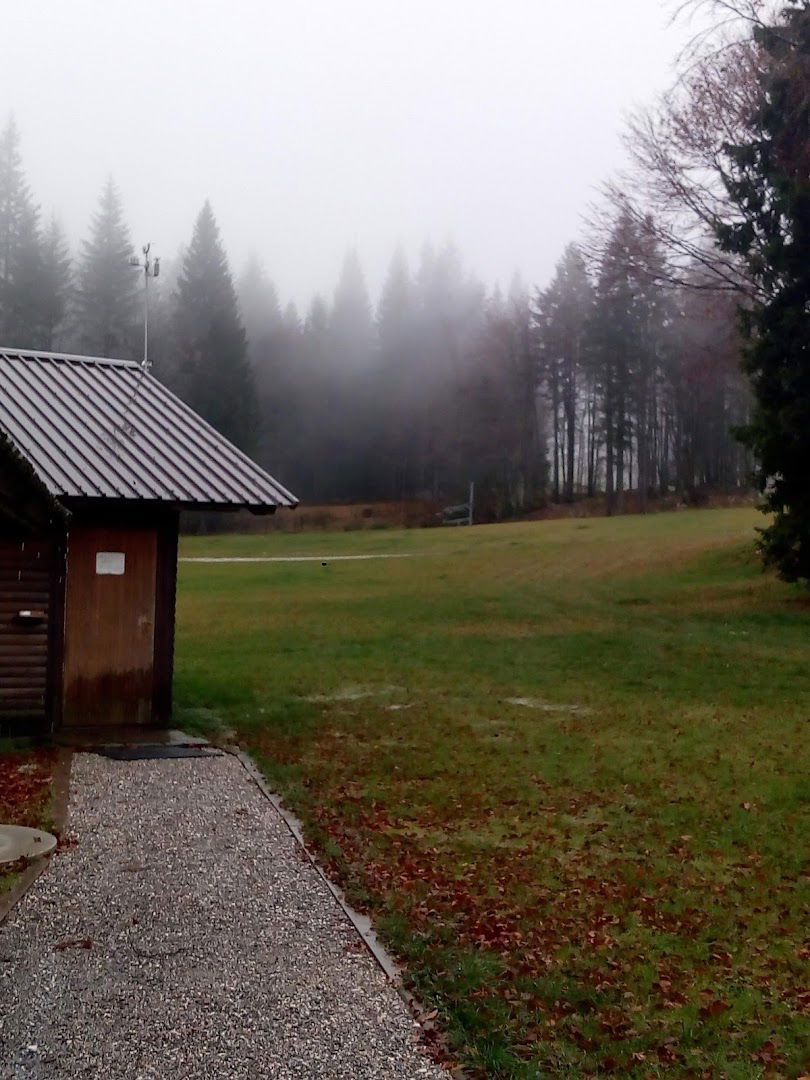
[
  {"left": 0, "top": 429, "right": 69, "bottom": 522},
  {"left": 57, "top": 494, "right": 298, "bottom": 515}
]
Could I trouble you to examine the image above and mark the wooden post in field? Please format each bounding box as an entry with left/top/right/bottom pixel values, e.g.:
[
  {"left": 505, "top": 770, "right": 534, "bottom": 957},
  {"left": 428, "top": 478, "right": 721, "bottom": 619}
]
[{"left": 468, "top": 481, "right": 475, "bottom": 526}]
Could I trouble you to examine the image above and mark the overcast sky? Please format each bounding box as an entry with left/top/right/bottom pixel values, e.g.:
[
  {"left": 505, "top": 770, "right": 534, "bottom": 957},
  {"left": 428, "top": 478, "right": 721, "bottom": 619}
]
[{"left": 3, "top": 1, "right": 698, "bottom": 309}]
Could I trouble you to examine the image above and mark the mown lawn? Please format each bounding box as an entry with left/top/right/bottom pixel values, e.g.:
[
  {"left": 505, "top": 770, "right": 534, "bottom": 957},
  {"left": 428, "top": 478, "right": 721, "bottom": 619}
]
[{"left": 176, "top": 509, "right": 810, "bottom": 1077}]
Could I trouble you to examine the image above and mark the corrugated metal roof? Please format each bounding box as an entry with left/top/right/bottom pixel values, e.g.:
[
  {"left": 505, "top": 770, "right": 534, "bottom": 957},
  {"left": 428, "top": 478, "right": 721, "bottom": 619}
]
[{"left": 0, "top": 349, "right": 298, "bottom": 510}]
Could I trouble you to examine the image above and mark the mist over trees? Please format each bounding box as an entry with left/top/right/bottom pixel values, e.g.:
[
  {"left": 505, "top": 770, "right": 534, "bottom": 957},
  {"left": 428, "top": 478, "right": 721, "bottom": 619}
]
[{"left": 0, "top": 29, "right": 762, "bottom": 518}]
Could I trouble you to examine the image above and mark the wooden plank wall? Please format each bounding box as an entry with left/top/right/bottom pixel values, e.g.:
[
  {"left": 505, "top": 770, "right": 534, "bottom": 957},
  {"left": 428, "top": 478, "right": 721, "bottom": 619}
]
[{"left": 0, "top": 538, "right": 56, "bottom": 730}]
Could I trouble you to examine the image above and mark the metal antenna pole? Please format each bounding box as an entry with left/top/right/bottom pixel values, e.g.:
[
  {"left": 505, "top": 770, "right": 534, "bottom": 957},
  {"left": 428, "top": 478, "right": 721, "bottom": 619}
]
[
  {"left": 130, "top": 243, "right": 159, "bottom": 371},
  {"left": 112, "top": 242, "right": 161, "bottom": 444}
]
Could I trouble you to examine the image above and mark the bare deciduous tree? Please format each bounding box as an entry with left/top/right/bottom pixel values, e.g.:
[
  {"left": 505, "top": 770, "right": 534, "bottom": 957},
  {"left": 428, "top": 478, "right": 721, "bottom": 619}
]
[{"left": 591, "top": 1, "right": 787, "bottom": 297}]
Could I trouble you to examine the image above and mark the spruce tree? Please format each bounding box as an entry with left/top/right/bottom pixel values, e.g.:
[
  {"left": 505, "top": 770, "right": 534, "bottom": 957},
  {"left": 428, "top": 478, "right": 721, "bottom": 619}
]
[
  {"left": 377, "top": 248, "right": 416, "bottom": 496},
  {"left": 3, "top": 202, "right": 44, "bottom": 347},
  {"left": 304, "top": 294, "right": 329, "bottom": 341},
  {"left": 329, "top": 250, "right": 374, "bottom": 370},
  {"left": 377, "top": 246, "right": 413, "bottom": 358},
  {"left": 588, "top": 214, "right": 639, "bottom": 513},
  {"left": 714, "top": 2, "right": 810, "bottom": 582},
  {"left": 0, "top": 118, "right": 51, "bottom": 348},
  {"left": 0, "top": 119, "right": 32, "bottom": 292},
  {"left": 237, "top": 254, "right": 282, "bottom": 355},
  {"left": 281, "top": 301, "right": 300, "bottom": 335},
  {"left": 77, "top": 178, "right": 139, "bottom": 358},
  {"left": 237, "top": 255, "right": 283, "bottom": 453},
  {"left": 534, "top": 245, "right": 593, "bottom": 502},
  {"left": 472, "top": 283, "right": 544, "bottom": 512},
  {"left": 38, "top": 218, "right": 72, "bottom": 350},
  {"left": 174, "top": 201, "right": 258, "bottom": 451}
]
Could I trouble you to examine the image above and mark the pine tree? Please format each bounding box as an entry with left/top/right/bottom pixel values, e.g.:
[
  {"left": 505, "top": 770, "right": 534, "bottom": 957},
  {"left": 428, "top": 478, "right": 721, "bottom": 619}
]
[
  {"left": 713, "top": 2, "right": 810, "bottom": 582},
  {"left": 173, "top": 200, "right": 258, "bottom": 451},
  {"left": 77, "top": 178, "right": 139, "bottom": 358}
]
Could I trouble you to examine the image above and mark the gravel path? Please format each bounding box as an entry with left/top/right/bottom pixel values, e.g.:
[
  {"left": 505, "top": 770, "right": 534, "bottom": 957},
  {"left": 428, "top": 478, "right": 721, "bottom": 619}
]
[{"left": 0, "top": 753, "right": 444, "bottom": 1079}]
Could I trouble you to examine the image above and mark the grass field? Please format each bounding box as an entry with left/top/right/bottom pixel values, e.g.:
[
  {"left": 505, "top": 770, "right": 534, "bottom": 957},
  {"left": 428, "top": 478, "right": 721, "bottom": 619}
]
[{"left": 176, "top": 509, "right": 810, "bottom": 1077}]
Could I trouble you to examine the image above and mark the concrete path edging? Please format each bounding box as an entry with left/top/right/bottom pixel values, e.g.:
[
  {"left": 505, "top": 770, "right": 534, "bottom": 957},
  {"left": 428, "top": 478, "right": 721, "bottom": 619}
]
[{"left": 232, "top": 750, "right": 401, "bottom": 984}]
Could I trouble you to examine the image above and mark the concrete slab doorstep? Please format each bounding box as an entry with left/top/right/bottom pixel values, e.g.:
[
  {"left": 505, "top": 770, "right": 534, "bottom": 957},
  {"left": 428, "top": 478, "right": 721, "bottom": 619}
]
[
  {"left": 54, "top": 728, "right": 210, "bottom": 750},
  {"left": 0, "top": 752, "right": 444, "bottom": 1079}
]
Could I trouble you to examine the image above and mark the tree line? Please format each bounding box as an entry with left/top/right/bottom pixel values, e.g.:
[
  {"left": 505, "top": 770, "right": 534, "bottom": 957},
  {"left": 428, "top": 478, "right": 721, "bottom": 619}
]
[{"left": 0, "top": 101, "right": 753, "bottom": 519}]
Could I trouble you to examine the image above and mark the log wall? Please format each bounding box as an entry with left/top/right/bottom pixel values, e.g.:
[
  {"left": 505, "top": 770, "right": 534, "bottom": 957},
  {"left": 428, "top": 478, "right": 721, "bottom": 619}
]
[{"left": 0, "top": 538, "right": 58, "bottom": 730}]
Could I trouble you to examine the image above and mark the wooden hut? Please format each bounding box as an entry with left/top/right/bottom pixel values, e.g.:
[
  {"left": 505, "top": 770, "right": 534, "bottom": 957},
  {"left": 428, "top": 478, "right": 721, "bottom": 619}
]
[{"left": 0, "top": 349, "right": 297, "bottom": 735}]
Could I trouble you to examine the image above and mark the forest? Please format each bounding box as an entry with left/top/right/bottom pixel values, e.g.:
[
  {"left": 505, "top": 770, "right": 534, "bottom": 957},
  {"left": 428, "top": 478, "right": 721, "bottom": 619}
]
[{"left": 0, "top": 14, "right": 757, "bottom": 515}]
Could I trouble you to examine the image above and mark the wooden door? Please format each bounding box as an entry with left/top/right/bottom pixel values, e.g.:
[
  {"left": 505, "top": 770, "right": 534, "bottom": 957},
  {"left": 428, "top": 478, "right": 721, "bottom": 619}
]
[{"left": 63, "top": 527, "right": 157, "bottom": 728}]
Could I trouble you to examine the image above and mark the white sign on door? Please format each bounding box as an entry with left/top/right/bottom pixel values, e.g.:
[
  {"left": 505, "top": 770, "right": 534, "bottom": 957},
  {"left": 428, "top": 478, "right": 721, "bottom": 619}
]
[{"left": 96, "top": 551, "right": 126, "bottom": 575}]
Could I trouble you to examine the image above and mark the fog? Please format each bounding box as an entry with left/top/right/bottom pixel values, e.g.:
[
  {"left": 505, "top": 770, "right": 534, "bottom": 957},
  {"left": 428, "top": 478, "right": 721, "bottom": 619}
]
[
  {"left": 4, "top": 0, "right": 693, "bottom": 306},
  {"left": 0, "top": 0, "right": 747, "bottom": 513}
]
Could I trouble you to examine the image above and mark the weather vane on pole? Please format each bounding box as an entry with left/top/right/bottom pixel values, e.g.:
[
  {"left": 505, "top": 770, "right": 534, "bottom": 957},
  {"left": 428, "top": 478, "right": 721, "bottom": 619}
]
[{"left": 129, "top": 243, "right": 160, "bottom": 370}]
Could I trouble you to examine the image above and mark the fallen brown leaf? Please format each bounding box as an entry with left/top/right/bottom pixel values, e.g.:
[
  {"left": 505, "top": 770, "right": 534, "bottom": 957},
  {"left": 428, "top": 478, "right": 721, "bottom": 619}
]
[{"left": 53, "top": 938, "right": 92, "bottom": 952}]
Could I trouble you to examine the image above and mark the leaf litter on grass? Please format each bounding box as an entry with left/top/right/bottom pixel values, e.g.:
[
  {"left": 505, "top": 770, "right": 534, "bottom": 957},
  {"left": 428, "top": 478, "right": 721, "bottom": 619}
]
[
  {"left": 299, "top": 766, "right": 810, "bottom": 1077},
  {"left": 0, "top": 750, "right": 56, "bottom": 830},
  {"left": 0, "top": 748, "right": 58, "bottom": 895}
]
